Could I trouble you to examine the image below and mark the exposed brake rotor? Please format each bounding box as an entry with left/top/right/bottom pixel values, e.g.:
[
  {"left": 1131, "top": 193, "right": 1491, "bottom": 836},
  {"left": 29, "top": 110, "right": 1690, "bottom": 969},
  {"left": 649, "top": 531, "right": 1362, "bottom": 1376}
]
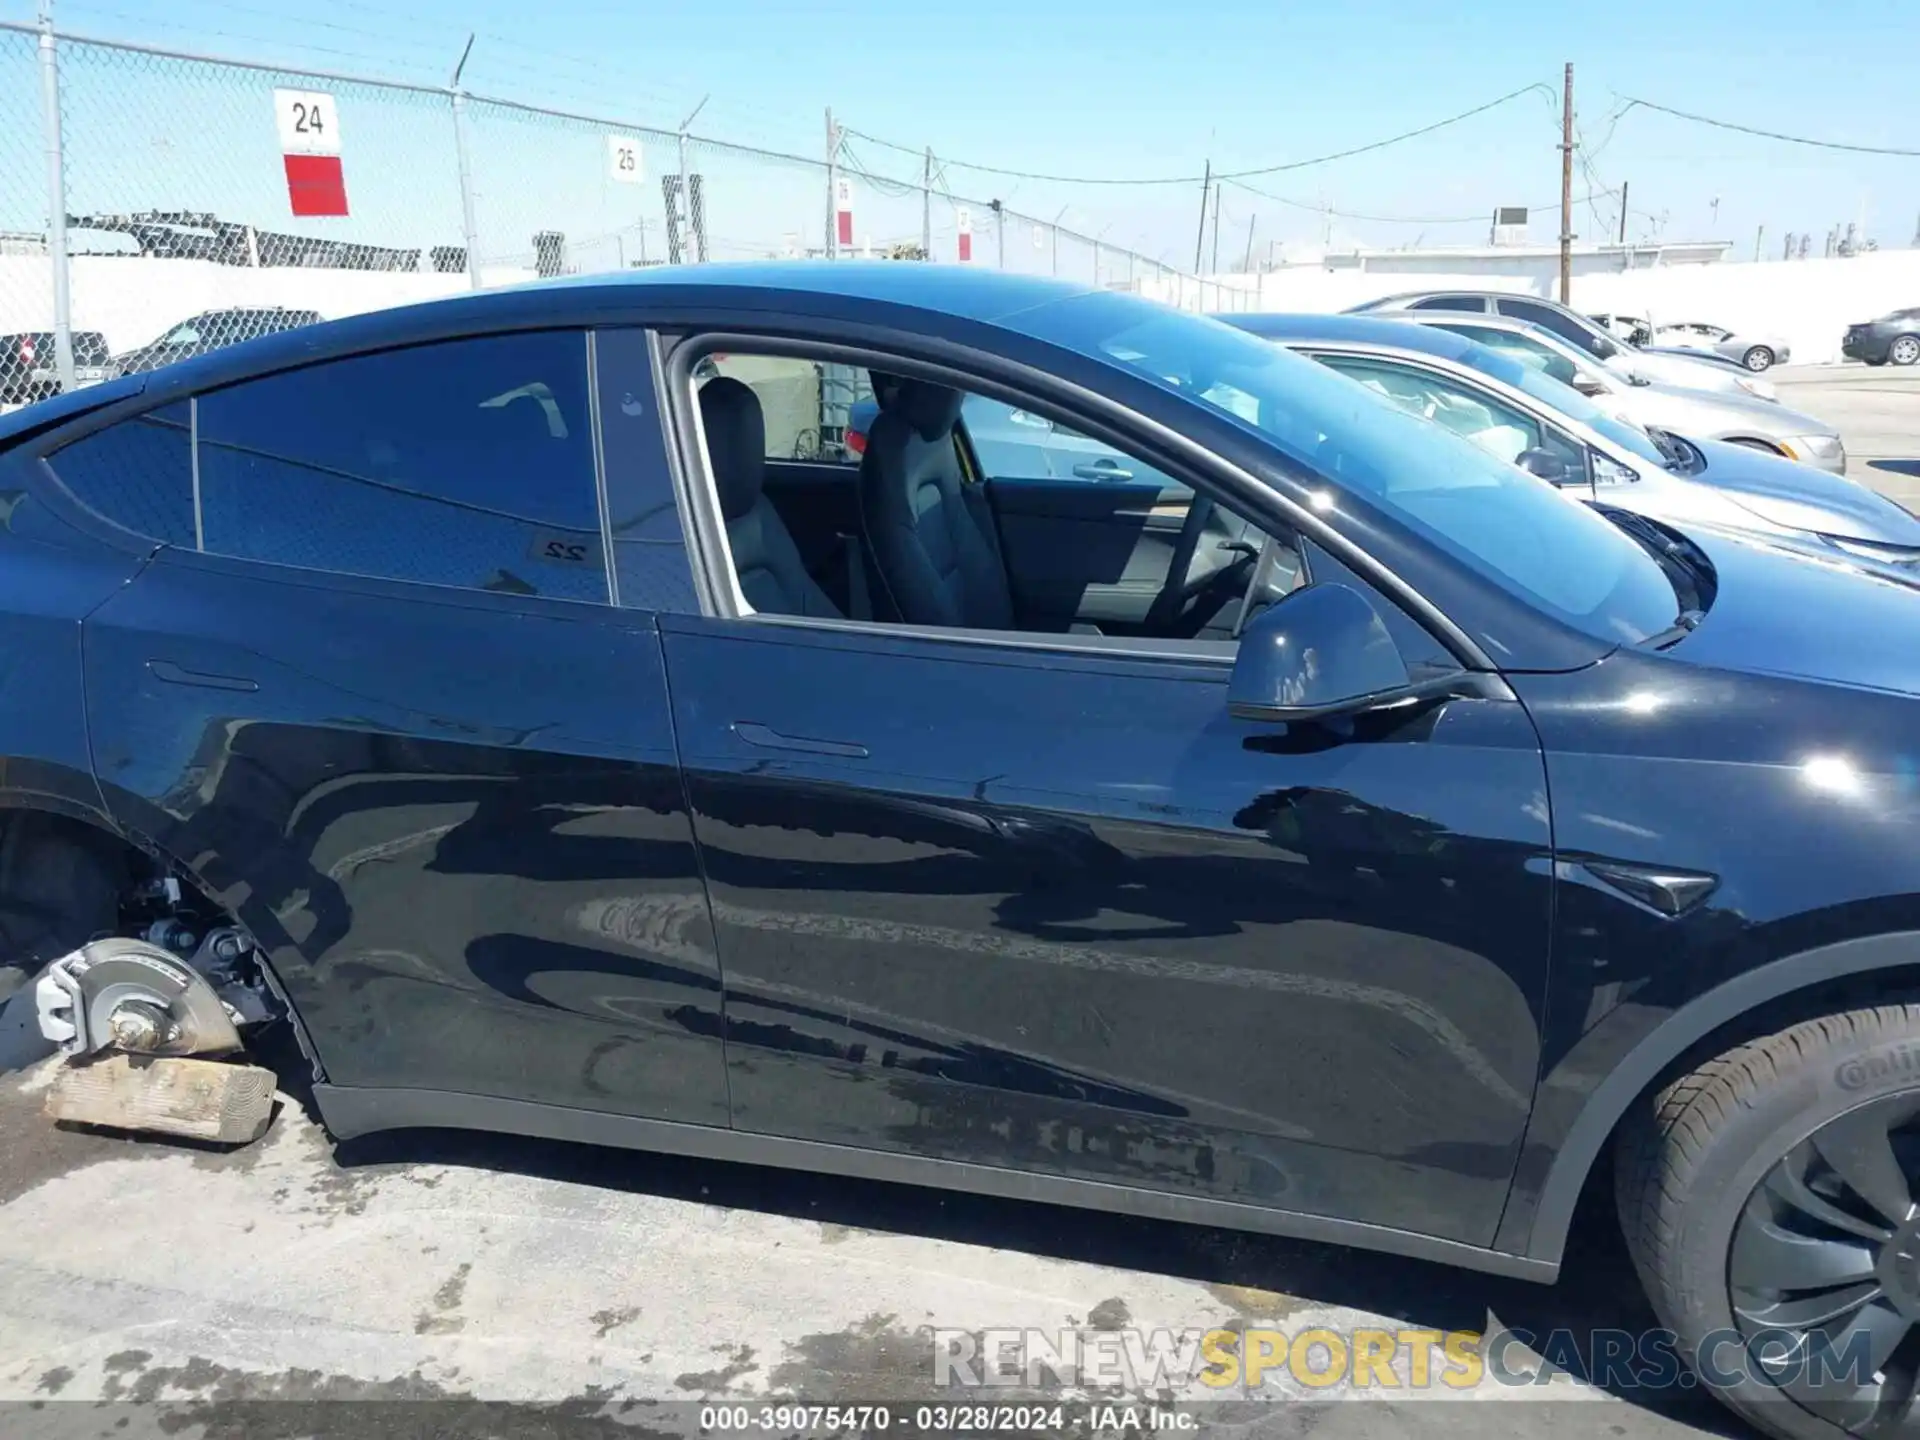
[{"left": 35, "top": 937, "right": 243, "bottom": 1058}]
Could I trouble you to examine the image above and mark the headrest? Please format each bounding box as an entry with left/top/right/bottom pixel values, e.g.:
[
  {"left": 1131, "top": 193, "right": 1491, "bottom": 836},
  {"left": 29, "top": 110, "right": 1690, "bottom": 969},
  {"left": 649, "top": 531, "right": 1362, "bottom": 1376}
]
[
  {"left": 699, "top": 377, "right": 766, "bottom": 520},
  {"left": 877, "top": 376, "right": 965, "bottom": 443}
]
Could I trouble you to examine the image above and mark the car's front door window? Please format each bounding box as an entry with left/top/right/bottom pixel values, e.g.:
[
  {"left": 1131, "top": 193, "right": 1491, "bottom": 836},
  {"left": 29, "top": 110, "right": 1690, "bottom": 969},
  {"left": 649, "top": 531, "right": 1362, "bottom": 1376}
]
[{"left": 686, "top": 347, "right": 1300, "bottom": 643}]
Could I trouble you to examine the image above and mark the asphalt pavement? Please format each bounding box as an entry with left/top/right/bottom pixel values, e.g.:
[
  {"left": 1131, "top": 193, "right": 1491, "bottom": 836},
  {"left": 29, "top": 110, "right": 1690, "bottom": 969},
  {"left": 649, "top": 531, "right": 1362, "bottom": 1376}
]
[{"left": 1772, "top": 361, "right": 1920, "bottom": 505}]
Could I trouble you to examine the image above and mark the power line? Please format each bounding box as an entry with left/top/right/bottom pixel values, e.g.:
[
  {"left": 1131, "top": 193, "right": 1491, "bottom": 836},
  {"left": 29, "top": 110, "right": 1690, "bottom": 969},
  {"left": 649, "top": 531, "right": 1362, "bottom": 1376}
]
[
  {"left": 1617, "top": 96, "right": 1920, "bottom": 157},
  {"left": 842, "top": 83, "right": 1556, "bottom": 187}
]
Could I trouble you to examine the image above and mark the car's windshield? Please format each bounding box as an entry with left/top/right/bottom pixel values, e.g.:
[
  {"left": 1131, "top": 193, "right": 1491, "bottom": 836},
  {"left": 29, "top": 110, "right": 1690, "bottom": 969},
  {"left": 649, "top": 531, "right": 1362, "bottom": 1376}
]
[
  {"left": 1017, "top": 293, "right": 1680, "bottom": 644},
  {"left": 1451, "top": 340, "right": 1668, "bottom": 467}
]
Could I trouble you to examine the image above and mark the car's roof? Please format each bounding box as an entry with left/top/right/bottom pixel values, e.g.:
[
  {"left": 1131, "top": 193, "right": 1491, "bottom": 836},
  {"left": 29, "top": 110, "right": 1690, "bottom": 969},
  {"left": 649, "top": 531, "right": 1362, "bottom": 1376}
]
[
  {"left": 1352, "top": 288, "right": 1551, "bottom": 307},
  {"left": 531, "top": 261, "right": 1091, "bottom": 323},
  {"left": 1220, "top": 310, "right": 1485, "bottom": 362}
]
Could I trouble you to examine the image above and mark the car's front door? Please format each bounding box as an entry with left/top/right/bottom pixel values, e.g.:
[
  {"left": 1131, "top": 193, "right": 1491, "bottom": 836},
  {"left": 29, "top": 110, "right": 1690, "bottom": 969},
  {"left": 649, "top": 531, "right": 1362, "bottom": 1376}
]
[
  {"left": 661, "top": 351, "right": 1558, "bottom": 1248},
  {"left": 59, "top": 328, "right": 730, "bottom": 1127}
]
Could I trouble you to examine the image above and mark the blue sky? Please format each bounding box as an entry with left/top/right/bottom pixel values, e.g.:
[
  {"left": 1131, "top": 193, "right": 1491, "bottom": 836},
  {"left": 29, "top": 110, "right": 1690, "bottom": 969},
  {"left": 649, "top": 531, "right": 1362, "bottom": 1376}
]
[{"left": 5, "top": 0, "right": 1914, "bottom": 267}]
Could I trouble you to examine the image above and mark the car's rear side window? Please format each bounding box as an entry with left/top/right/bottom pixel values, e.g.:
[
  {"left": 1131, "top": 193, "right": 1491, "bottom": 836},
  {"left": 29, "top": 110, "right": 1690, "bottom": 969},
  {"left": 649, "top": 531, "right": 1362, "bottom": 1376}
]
[
  {"left": 192, "top": 331, "right": 607, "bottom": 602},
  {"left": 47, "top": 401, "right": 196, "bottom": 546}
]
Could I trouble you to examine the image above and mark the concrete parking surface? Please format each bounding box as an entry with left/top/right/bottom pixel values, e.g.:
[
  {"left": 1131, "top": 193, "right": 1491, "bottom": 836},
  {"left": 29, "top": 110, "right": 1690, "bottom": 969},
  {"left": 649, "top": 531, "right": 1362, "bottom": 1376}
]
[
  {"left": 1773, "top": 362, "right": 1920, "bottom": 505},
  {"left": 2, "top": 363, "right": 1914, "bottom": 1440},
  {"left": 0, "top": 1006, "right": 1734, "bottom": 1439}
]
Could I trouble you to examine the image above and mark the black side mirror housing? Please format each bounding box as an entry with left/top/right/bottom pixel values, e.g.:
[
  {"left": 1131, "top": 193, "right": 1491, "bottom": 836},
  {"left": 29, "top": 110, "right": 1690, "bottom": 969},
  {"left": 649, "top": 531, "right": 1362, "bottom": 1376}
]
[
  {"left": 1228, "top": 583, "right": 1414, "bottom": 723},
  {"left": 1515, "top": 447, "right": 1570, "bottom": 483}
]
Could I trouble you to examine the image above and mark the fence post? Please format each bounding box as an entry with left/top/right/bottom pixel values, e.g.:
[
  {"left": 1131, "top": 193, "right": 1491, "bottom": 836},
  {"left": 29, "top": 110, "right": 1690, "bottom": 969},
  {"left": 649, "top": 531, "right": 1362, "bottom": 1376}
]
[
  {"left": 677, "top": 96, "right": 708, "bottom": 264},
  {"left": 993, "top": 201, "right": 1004, "bottom": 269},
  {"left": 1050, "top": 224, "right": 1059, "bottom": 277},
  {"left": 921, "top": 146, "right": 931, "bottom": 261},
  {"left": 447, "top": 39, "right": 484, "bottom": 291},
  {"left": 449, "top": 92, "right": 483, "bottom": 290},
  {"left": 36, "top": 0, "right": 75, "bottom": 391}
]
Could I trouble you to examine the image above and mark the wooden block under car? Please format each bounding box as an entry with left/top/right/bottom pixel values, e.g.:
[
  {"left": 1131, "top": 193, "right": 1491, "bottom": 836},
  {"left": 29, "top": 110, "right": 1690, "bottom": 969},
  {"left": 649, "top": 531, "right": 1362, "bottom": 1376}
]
[{"left": 45, "top": 1054, "right": 277, "bottom": 1145}]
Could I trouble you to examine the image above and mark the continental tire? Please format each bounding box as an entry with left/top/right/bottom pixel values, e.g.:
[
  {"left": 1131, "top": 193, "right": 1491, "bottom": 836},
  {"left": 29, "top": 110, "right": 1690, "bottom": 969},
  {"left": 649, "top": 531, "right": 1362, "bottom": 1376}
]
[{"left": 1616, "top": 1004, "right": 1920, "bottom": 1440}]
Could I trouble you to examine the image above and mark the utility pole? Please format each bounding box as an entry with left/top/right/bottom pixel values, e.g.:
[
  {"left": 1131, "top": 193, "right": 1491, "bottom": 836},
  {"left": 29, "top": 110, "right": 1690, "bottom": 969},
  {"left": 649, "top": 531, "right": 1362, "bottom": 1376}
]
[
  {"left": 1558, "top": 61, "right": 1574, "bottom": 304},
  {"left": 921, "top": 146, "right": 932, "bottom": 261},
  {"left": 1243, "top": 213, "right": 1256, "bottom": 273},
  {"left": 37, "top": 0, "right": 73, "bottom": 389},
  {"left": 1193, "top": 160, "right": 1210, "bottom": 273},
  {"left": 1617, "top": 180, "right": 1628, "bottom": 245},
  {"left": 824, "top": 107, "right": 838, "bottom": 260},
  {"left": 1754, "top": 225, "right": 1764, "bottom": 262},
  {"left": 1210, "top": 181, "right": 1222, "bottom": 273}
]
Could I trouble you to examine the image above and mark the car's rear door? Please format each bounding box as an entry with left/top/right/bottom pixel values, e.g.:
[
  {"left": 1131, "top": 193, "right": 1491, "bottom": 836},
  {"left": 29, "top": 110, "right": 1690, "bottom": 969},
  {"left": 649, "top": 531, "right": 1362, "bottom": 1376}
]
[{"left": 55, "top": 327, "right": 730, "bottom": 1126}]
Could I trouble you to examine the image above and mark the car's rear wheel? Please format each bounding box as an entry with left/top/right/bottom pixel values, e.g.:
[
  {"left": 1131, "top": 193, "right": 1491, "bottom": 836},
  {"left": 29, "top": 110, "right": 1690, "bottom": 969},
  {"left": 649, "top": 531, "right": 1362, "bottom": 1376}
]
[
  {"left": 1890, "top": 336, "right": 1920, "bottom": 367},
  {"left": 1744, "top": 346, "right": 1778, "bottom": 372},
  {"left": 1617, "top": 1004, "right": 1920, "bottom": 1440}
]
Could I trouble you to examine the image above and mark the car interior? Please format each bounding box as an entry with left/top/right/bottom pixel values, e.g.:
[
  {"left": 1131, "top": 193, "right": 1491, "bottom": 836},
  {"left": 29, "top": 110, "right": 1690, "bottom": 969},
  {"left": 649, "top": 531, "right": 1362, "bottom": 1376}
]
[{"left": 688, "top": 351, "right": 1304, "bottom": 644}]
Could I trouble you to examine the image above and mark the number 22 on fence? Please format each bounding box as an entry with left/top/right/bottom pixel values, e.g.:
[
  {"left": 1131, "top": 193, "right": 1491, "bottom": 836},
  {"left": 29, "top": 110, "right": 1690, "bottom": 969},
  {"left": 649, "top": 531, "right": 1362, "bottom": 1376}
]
[{"left": 273, "top": 88, "right": 348, "bottom": 217}]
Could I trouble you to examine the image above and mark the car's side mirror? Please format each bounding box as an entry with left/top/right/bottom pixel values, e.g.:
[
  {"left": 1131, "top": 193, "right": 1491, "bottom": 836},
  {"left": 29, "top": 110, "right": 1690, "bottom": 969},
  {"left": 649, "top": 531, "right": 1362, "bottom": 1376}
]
[
  {"left": 1515, "top": 447, "right": 1570, "bottom": 483},
  {"left": 1572, "top": 373, "right": 1607, "bottom": 397},
  {"left": 1227, "top": 583, "right": 1413, "bottom": 724}
]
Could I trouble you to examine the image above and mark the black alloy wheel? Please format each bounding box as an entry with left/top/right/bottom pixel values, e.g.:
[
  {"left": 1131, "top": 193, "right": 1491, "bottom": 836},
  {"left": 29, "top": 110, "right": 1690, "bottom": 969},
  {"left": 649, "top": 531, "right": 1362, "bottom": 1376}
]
[{"left": 1729, "top": 1093, "right": 1920, "bottom": 1433}]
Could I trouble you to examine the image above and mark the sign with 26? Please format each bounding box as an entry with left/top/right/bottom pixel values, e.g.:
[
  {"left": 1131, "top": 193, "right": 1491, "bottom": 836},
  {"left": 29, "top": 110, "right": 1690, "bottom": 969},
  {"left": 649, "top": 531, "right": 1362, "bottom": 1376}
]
[
  {"left": 273, "top": 89, "right": 340, "bottom": 156},
  {"left": 607, "top": 136, "right": 644, "bottom": 185}
]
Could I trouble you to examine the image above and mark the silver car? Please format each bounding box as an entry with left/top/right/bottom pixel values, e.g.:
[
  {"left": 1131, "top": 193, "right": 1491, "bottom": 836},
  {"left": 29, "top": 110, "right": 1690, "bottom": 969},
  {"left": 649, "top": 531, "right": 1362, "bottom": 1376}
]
[
  {"left": 1648, "top": 320, "right": 1791, "bottom": 372},
  {"left": 1223, "top": 312, "right": 1919, "bottom": 571},
  {"left": 1387, "top": 311, "right": 1845, "bottom": 474},
  {"left": 1348, "top": 289, "right": 1783, "bottom": 401}
]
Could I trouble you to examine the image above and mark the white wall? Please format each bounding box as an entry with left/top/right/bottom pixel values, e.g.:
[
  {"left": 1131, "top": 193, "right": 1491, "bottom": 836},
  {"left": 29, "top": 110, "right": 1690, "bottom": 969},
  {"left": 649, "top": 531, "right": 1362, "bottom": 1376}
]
[
  {"left": 0, "top": 255, "right": 535, "bottom": 353},
  {"left": 1154, "top": 250, "right": 1920, "bottom": 365},
  {"left": 6, "top": 248, "right": 1917, "bottom": 367}
]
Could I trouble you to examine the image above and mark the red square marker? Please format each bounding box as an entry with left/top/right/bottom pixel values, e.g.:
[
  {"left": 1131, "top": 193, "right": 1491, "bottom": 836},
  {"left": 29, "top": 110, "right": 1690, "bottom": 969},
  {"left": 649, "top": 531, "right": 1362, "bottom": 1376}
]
[{"left": 284, "top": 153, "right": 348, "bottom": 217}]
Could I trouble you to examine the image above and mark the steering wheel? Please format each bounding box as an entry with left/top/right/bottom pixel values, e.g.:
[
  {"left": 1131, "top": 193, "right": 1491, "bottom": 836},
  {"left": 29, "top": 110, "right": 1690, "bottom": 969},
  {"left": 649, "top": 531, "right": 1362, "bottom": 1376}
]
[{"left": 1143, "top": 493, "right": 1218, "bottom": 634}]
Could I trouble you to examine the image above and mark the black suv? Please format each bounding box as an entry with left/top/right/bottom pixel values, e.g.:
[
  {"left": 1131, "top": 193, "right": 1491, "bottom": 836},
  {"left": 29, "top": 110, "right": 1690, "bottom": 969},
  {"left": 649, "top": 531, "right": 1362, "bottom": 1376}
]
[{"left": 5, "top": 266, "right": 1920, "bottom": 1440}]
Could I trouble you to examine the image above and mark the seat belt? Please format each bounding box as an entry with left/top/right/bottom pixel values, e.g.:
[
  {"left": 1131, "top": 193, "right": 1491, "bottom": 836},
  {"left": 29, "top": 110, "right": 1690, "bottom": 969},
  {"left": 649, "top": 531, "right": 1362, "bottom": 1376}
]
[{"left": 840, "top": 532, "right": 872, "bottom": 622}]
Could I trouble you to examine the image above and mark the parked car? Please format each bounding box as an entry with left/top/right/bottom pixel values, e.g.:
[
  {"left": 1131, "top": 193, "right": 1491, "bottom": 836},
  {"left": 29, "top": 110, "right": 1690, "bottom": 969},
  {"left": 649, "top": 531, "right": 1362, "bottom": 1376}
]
[
  {"left": 1226, "top": 311, "right": 1914, "bottom": 571},
  {"left": 1349, "top": 289, "right": 1783, "bottom": 400},
  {"left": 11, "top": 265, "right": 1920, "bottom": 1440},
  {"left": 1842, "top": 307, "right": 1920, "bottom": 366},
  {"left": 1376, "top": 309, "right": 1846, "bottom": 472},
  {"left": 113, "top": 307, "right": 323, "bottom": 375},
  {"left": 1645, "top": 320, "right": 1792, "bottom": 372},
  {"left": 1589, "top": 311, "right": 1653, "bottom": 345},
  {"left": 0, "top": 330, "right": 113, "bottom": 404}
]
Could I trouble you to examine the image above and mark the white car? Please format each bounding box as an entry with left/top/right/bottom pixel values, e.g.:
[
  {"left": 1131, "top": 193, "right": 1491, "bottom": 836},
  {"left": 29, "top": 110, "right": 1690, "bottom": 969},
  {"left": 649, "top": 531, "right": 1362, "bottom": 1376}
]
[{"left": 1648, "top": 321, "right": 1791, "bottom": 372}]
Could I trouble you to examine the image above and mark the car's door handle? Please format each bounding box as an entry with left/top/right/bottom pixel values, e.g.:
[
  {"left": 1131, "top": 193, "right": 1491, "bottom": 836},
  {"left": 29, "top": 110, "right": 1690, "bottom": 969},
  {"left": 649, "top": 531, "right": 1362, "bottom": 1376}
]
[
  {"left": 1072, "top": 459, "right": 1134, "bottom": 482},
  {"left": 732, "top": 722, "right": 869, "bottom": 759},
  {"left": 148, "top": 660, "right": 260, "bottom": 693}
]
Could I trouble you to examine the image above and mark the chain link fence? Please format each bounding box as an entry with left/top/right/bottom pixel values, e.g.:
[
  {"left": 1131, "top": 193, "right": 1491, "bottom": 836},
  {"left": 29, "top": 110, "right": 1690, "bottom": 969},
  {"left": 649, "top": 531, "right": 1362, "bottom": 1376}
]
[{"left": 0, "top": 19, "right": 1231, "bottom": 405}]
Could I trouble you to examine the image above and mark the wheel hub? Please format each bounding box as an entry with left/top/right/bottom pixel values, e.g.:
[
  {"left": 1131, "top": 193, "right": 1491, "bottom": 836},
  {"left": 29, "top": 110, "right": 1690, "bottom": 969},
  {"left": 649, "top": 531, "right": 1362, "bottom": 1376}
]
[
  {"left": 1729, "top": 1093, "right": 1920, "bottom": 1432},
  {"left": 1881, "top": 1216, "right": 1920, "bottom": 1321}
]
